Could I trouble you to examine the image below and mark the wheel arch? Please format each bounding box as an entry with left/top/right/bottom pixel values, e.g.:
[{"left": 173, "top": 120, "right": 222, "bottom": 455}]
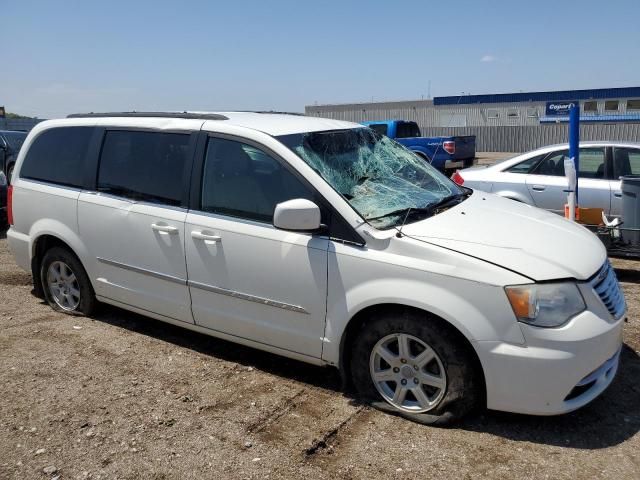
[
  {"left": 338, "top": 303, "right": 486, "bottom": 403},
  {"left": 30, "top": 227, "right": 91, "bottom": 298}
]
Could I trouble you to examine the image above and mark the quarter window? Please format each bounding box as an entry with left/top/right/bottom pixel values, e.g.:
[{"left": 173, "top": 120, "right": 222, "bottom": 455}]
[
  {"left": 505, "top": 154, "right": 545, "bottom": 174},
  {"left": 97, "top": 130, "right": 191, "bottom": 206},
  {"left": 201, "top": 137, "right": 317, "bottom": 223},
  {"left": 20, "top": 127, "right": 93, "bottom": 188}
]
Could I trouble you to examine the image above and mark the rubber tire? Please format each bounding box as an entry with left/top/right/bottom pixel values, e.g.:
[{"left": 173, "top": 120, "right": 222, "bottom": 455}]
[
  {"left": 40, "top": 246, "right": 96, "bottom": 316},
  {"left": 351, "top": 309, "right": 481, "bottom": 426}
]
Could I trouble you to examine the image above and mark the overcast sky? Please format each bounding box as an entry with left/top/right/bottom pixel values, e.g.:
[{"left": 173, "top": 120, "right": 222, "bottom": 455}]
[{"left": 2, "top": 0, "right": 639, "bottom": 118}]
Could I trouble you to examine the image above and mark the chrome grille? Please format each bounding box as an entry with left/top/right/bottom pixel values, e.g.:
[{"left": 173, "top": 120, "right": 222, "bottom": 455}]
[{"left": 590, "top": 261, "right": 626, "bottom": 320}]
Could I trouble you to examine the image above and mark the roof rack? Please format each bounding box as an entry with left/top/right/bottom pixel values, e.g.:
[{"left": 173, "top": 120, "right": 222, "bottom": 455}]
[
  {"left": 251, "top": 111, "right": 305, "bottom": 116},
  {"left": 66, "top": 111, "right": 229, "bottom": 120}
]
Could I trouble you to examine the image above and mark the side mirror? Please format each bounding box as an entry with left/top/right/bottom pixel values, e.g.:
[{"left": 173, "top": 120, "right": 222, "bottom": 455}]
[{"left": 273, "top": 198, "right": 322, "bottom": 232}]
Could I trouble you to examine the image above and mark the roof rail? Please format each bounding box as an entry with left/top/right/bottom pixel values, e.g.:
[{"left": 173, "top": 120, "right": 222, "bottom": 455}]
[
  {"left": 251, "top": 111, "right": 305, "bottom": 116},
  {"left": 66, "top": 111, "right": 229, "bottom": 120}
]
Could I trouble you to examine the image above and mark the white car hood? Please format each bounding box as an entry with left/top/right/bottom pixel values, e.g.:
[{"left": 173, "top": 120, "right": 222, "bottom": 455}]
[{"left": 402, "top": 191, "right": 606, "bottom": 281}]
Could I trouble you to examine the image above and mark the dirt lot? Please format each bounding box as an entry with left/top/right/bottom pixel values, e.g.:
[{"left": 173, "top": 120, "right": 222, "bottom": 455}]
[{"left": 0, "top": 229, "right": 639, "bottom": 480}]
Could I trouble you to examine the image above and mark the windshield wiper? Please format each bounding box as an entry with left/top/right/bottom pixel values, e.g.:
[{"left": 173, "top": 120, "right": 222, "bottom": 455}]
[
  {"left": 367, "top": 206, "right": 433, "bottom": 222},
  {"left": 367, "top": 192, "right": 470, "bottom": 223},
  {"left": 425, "top": 191, "right": 470, "bottom": 213}
]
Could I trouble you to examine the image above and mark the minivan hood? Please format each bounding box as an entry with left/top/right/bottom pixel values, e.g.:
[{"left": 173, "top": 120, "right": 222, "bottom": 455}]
[{"left": 401, "top": 191, "right": 606, "bottom": 281}]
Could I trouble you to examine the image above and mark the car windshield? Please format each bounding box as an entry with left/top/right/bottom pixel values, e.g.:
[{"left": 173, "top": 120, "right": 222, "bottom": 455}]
[
  {"left": 2, "top": 131, "right": 27, "bottom": 152},
  {"left": 277, "top": 128, "right": 462, "bottom": 229}
]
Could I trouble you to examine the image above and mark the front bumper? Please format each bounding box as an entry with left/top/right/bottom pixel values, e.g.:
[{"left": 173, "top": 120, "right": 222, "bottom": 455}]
[{"left": 475, "top": 308, "right": 624, "bottom": 416}]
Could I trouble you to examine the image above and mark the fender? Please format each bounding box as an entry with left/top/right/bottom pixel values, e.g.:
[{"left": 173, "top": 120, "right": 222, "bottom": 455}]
[
  {"left": 408, "top": 146, "right": 432, "bottom": 161},
  {"left": 322, "top": 273, "right": 526, "bottom": 366},
  {"left": 27, "top": 218, "right": 96, "bottom": 287}
]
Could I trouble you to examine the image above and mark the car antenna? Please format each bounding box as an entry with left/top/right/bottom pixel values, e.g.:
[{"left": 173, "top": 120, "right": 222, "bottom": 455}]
[
  {"left": 395, "top": 208, "right": 413, "bottom": 238},
  {"left": 395, "top": 93, "right": 465, "bottom": 240}
]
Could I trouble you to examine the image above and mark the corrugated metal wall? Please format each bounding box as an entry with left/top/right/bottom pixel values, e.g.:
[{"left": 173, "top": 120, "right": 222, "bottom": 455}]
[
  {"left": 306, "top": 103, "right": 640, "bottom": 152},
  {"left": 421, "top": 124, "right": 640, "bottom": 152}
]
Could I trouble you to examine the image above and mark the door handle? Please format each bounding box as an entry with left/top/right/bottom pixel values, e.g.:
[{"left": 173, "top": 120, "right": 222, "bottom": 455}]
[
  {"left": 613, "top": 191, "right": 622, "bottom": 198},
  {"left": 151, "top": 223, "right": 179, "bottom": 234},
  {"left": 191, "top": 231, "right": 221, "bottom": 243},
  {"left": 531, "top": 185, "right": 546, "bottom": 192}
]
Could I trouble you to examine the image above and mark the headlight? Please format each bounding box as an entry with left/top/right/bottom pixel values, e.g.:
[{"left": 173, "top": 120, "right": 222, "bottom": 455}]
[
  {"left": 505, "top": 283, "right": 586, "bottom": 328},
  {"left": 0, "top": 171, "right": 6, "bottom": 187}
]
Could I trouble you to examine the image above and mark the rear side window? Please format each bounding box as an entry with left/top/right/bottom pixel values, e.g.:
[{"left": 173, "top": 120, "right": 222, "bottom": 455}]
[
  {"left": 20, "top": 127, "right": 93, "bottom": 188},
  {"left": 395, "top": 122, "right": 421, "bottom": 138},
  {"left": 98, "top": 130, "right": 191, "bottom": 206},
  {"left": 368, "top": 124, "right": 388, "bottom": 136}
]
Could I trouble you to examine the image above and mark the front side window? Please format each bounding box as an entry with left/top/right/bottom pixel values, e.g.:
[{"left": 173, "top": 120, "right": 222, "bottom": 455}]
[
  {"left": 20, "top": 127, "right": 93, "bottom": 188},
  {"left": 278, "top": 128, "right": 462, "bottom": 229},
  {"left": 532, "top": 148, "right": 605, "bottom": 178},
  {"left": 98, "top": 130, "right": 191, "bottom": 206},
  {"left": 201, "top": 137, "right": 316, "bottom": 223}
]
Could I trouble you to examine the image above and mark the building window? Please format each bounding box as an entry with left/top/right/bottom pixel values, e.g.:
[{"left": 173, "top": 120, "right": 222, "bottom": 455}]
[
  {"left": 486, "top": 109, "right": 499, "bottom": 119},
  {"left": 583, "top": 101, "right": 598, "bottom": 113},
  {"left": 627, "top": 99, "right": 640, "bottom": 110},
  {"left": 507, "top": 108, "right": 520, "bottom": 119},
  {"left": 526, "top": 107, "right": 539, "bottom": 118},
  {"left": 605, "top": 100, "right": 619, "bottom": 112}
]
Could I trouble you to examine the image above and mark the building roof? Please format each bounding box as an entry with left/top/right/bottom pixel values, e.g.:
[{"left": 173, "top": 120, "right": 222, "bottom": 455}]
[{"left": 434, "top": 87, "right": 640, "bottom": 106}]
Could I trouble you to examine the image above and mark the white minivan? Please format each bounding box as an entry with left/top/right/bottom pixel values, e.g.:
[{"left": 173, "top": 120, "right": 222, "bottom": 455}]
[{"left": 7, "top": 112, "right": 626, "bottom": 425}]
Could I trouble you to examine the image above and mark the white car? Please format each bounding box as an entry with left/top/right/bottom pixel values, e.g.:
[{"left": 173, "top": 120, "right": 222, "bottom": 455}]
[
  {"left": 453, "top": 142, "right": 640, "bottom": 217},
  {"left": 7, "top": 112, "right": 626, "bottom": 424}
]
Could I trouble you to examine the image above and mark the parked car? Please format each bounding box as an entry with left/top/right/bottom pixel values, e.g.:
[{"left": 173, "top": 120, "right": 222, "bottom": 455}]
[
  {"left": 361, "top": 120, "right": 476, "bottom": 172},
  {"left": 0, "top": 130, "right": 28, "bottom": 183},
  {"left": 0, "top": 130, "right": 27, "bottom": 224},
  {"left": 7, "top": 112, "right": 625, "bottom": 425},
  {"left": 0, "top": 170, "right": 6, "bottom": 224},
  {"left": 452, "top": 142, "right": 640, "bottom": 218}
]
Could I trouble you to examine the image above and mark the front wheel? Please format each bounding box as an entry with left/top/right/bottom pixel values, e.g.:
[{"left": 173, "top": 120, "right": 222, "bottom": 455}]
[{"left": 351, "top": 310, "right": 480, "bottom": 425}]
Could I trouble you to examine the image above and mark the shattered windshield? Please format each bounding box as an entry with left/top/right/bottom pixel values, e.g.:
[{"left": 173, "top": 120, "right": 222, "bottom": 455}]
[{"left": 277, "top": 128, "right": 462, "bottom": 229}]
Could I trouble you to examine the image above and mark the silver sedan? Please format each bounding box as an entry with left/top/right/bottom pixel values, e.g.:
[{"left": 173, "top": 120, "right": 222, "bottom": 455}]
[{"left": 453, "top": 142, "right": 640, "bottom": 218}]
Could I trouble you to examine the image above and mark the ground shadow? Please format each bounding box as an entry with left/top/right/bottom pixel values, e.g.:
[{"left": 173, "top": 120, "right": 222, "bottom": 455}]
[
  {"left": 614, "top": 267, "right": 640, "bottom": 284},
  {"left": 90, "top": 303, "right": 640, "bottom": 450}
]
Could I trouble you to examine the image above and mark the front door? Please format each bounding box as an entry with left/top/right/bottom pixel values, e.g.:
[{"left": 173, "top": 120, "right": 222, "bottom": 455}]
[
  {"left": 611, "top": 147, "right": 640, "bottom": 217},
  {"left": 526, "top": 147, "right": 611, "bottom": 215},
  {"left": 78, "top": 129, "right": 196, "bottom": 323},
  {"left": 185, "top": 135, "right": 329, "bottom": 358}
]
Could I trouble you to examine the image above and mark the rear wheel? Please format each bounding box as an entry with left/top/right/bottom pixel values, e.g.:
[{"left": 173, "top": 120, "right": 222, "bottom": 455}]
[
  {"left": 40, "top": 247, "right": 96, "bottom": 316},
  {"left": 351, "top": 309, "right": 480, "bottom": 425}
]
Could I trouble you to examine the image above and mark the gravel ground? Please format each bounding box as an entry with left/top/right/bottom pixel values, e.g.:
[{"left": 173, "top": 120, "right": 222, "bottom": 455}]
[{"left": 0, "top": 228, "right": 639, "bottom": 480}]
